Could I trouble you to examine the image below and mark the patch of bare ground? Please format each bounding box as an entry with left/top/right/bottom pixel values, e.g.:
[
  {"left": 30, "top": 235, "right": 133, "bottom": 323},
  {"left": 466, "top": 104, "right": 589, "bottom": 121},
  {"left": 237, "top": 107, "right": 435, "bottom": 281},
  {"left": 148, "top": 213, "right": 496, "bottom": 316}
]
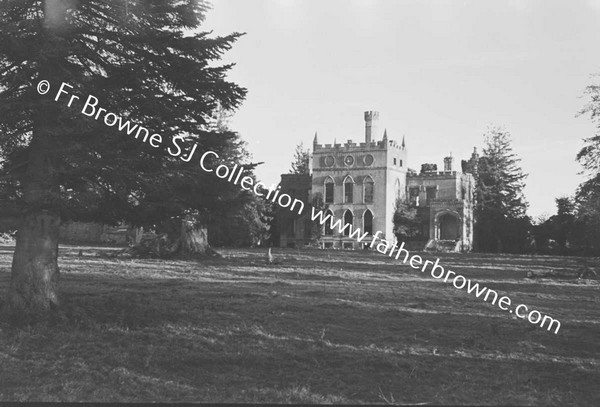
[{"left": 0, "top": 244, "right": 598, "bottom": 404}]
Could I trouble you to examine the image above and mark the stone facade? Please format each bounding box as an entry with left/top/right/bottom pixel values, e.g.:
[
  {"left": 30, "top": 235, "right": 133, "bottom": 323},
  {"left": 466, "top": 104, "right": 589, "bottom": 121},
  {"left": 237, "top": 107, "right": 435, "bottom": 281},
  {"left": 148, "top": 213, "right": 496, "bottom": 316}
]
[
  {"left": 278, "top": 110, "right": 476, "bottom": 252},
  {"left": 406, "top": 154, "right": 476, "bottom": 252}
]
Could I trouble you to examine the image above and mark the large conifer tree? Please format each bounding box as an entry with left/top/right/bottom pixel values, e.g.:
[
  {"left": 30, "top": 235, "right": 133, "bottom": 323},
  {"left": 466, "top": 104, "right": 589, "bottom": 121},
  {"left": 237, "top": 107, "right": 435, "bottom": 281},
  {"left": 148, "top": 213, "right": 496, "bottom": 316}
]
[
  {"left": 0, "top": 0, "right": 246, "bottom": 321},
  {"left": 474, "top": 126, "right": 529, "bottom": 252}
]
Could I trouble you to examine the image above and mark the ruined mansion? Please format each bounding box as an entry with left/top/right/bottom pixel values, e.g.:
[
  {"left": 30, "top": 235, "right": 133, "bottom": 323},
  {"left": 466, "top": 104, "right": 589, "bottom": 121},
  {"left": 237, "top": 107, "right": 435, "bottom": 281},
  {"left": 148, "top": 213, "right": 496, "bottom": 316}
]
[{"left": 277, "top": 111, "right": 478, "bottom": 252}]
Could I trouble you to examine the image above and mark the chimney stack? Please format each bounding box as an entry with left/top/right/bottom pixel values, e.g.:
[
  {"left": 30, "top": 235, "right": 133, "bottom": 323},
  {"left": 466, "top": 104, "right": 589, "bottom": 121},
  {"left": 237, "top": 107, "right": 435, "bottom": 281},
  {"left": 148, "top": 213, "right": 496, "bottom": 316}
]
[{"left": 364, "top": 111, "right": 379, "bottom": 143}]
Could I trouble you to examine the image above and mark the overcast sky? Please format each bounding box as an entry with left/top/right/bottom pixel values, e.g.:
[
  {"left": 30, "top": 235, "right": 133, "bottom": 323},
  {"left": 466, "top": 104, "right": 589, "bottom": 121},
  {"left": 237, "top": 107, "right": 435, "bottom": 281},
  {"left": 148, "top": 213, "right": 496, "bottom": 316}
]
[{"left": 204, "top": 0, "right": 600, "bottom": 218}]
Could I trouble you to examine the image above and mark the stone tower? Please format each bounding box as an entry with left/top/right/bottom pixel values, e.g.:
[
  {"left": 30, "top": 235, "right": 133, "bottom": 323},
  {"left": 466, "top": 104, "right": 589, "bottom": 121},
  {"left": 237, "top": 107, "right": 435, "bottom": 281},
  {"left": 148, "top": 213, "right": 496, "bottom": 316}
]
[
  {"left": 277, "top": 110, "right": 476, "bottom": 252},
  {"left": 310, "top": 111, "right": 407, "bottom": 249}
]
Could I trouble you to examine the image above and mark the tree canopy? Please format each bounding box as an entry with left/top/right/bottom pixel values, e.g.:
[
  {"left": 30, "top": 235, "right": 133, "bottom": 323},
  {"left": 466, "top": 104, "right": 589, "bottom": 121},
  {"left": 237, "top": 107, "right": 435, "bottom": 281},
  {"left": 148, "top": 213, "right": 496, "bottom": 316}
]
[
  {"left": 474, "top": 126, "right": 529, "bottom": 252},
  {"left": 289, "top": 142, "right": 310, "bottom": 175},
  {"left": 0, "top": 0, "right": 247, "bottom": 227},
  {"left": 0, "top": 0, "right": 247, "bottom": 321},
  {"left": 572, "top": 75, "right": 600, "bottom": 254}
]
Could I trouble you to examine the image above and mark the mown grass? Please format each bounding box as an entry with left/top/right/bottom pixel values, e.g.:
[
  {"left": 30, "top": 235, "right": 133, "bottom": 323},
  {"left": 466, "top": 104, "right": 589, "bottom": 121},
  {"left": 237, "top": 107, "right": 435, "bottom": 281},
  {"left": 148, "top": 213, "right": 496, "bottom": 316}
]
[{"left": 0, "top": 244, "right": 599, "bottom": 404}]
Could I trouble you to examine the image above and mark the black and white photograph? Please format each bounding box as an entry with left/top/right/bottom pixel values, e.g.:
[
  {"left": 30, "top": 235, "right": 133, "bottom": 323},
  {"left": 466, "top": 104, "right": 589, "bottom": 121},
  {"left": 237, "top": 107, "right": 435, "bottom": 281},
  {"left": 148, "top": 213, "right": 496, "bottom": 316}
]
[{"left": 0, "top": 0, "right": 599, "bottom": 404}]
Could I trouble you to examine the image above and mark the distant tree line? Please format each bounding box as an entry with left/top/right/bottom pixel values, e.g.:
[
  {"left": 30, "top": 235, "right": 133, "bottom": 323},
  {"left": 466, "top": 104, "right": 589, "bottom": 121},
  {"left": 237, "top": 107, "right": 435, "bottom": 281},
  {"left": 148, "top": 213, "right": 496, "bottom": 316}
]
[
  {"left": 467, "top": 101, "right": 600, "bottom": 255},
  {"left": 532, "top": 76, "right": 600, "bottom": 256},
  {"left": 392, "top": 104, "right": 600, "bottom": 256}
]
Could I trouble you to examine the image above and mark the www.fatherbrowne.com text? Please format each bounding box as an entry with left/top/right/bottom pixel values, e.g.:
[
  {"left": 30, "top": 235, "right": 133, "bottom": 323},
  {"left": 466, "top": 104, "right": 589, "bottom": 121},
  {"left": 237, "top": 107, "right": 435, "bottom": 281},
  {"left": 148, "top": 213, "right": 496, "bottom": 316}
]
[
  {"left": 38, "top": 79, "right": 562, "bottom": 334},
  {"left": 309, "top": 208, "right": 561, "bottom": 334}
]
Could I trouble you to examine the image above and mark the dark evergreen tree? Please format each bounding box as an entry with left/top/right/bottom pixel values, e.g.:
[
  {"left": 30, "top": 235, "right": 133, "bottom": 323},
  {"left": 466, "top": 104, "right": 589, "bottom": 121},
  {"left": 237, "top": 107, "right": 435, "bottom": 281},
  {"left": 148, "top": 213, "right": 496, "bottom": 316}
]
[
  {"left": 289, "top": 142, "right": 310, "bottom": 175},
  {"left": 0, "top": 0, "right": 246, "bottom": 321},
  {"left": 474, "top": 126, "right": 529, "bottom": 252},
  {"left": 208, "top": 183, "right": 271, "bottom": 248},
  {"left": 203, "top": 111, "right": 269, "bottom": 248}
]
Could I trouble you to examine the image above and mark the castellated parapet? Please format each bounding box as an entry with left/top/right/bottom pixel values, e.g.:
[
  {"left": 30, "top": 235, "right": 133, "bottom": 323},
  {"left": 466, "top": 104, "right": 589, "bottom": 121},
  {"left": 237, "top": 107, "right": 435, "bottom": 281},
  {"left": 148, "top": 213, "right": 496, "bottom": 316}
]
[
  {"left": 279, "top": 110, "right": 475, "bottom": 252},
  {"left": 313, "top": 139, "right": 405, "bottom": 152}
]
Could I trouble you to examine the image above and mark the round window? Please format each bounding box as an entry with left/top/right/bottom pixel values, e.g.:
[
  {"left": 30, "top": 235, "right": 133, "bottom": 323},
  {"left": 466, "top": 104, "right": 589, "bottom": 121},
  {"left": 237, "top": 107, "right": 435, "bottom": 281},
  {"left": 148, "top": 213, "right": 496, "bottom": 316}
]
[
  {"left": 363, "top": 154, "right": 374, "bottom": 166},
  {"left": 344, "top": 155, "right": 354, "bottom": 166},
  {"left": 324, "top": 155, "right": 335, "bottom": 167}
]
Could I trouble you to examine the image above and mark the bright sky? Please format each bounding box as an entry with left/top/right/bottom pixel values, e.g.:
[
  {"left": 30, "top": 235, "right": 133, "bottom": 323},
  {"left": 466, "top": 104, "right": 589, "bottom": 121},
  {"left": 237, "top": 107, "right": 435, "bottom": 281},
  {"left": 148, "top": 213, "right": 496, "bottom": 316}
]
[{"left": 203, "top": 0, "right": 600, "bottom": 218}]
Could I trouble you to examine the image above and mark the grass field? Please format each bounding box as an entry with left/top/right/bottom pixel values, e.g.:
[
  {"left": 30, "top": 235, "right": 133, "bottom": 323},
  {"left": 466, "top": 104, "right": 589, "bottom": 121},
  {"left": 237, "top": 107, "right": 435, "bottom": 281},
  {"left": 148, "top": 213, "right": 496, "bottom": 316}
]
[{"left": 0, "top": 244, "right": 599, "bottom": 404}]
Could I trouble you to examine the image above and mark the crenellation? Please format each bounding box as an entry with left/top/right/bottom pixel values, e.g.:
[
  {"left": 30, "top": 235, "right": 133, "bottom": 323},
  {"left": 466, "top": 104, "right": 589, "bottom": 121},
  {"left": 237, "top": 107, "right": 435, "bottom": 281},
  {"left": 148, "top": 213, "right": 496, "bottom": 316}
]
[
  {"left": 278, "top": 110, "right": 475, "bottom": 252},
  {"left": 408, "top": 171, "right": 458, "bottom": 177}
]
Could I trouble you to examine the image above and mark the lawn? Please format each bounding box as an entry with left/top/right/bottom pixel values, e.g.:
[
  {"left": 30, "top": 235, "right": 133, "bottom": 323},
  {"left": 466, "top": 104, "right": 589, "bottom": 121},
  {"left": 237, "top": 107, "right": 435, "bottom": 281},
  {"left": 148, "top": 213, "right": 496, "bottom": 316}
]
[{"left": 0, "top": 244, "right": 599, "bottom": 404}]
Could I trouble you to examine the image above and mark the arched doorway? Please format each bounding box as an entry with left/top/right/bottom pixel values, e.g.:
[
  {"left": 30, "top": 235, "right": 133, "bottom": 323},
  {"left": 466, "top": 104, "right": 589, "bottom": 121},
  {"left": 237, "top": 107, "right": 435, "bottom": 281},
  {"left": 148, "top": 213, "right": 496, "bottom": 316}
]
[{"left": 438, "top": 213, "right": 460, "bottom": 240}]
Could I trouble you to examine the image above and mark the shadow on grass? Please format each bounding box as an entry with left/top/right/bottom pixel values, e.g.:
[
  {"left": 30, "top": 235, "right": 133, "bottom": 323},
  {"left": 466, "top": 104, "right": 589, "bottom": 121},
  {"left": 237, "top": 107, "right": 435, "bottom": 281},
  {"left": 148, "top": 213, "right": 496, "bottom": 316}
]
[{"left": 0, "top": 247, "right": 598, "bottom": 404}]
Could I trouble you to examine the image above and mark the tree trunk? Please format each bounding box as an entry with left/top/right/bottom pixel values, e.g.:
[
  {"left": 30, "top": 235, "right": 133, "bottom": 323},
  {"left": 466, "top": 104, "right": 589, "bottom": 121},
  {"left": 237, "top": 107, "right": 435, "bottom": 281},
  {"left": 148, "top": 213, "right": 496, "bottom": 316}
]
[
  {"left": 4, "top": 128, "right": 61, "bottom": 322},
  {"left": 176, "top": 219, "right": 210, "bottom": 255},
  {"left": 163, "top": 218, "right": 215, "bottom": 258},
  {"left": 129, "top": 218, "right": 215, "bottom": 258},
  {"left": 3, "top": 125, "right": 61, "bottom": 322},
  {"left": 5, "top": 211, "right": 60, "bottom": 322},
  {"left": 2, "top": 0, "right": 66, "bottom": 324}
]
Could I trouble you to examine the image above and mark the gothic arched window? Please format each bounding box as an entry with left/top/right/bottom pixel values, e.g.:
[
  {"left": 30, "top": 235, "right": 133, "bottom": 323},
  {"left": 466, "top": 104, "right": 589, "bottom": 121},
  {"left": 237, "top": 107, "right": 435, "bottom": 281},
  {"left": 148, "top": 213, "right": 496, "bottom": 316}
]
[
  {"left": 344, "top": 175, "right": 354, "bottom": 203},
  {"left": 364, "top": 176, "right": 374, "bottom": 203},
  {"left": 324, "top": 177, "right": 335, "bottom": 203}
]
